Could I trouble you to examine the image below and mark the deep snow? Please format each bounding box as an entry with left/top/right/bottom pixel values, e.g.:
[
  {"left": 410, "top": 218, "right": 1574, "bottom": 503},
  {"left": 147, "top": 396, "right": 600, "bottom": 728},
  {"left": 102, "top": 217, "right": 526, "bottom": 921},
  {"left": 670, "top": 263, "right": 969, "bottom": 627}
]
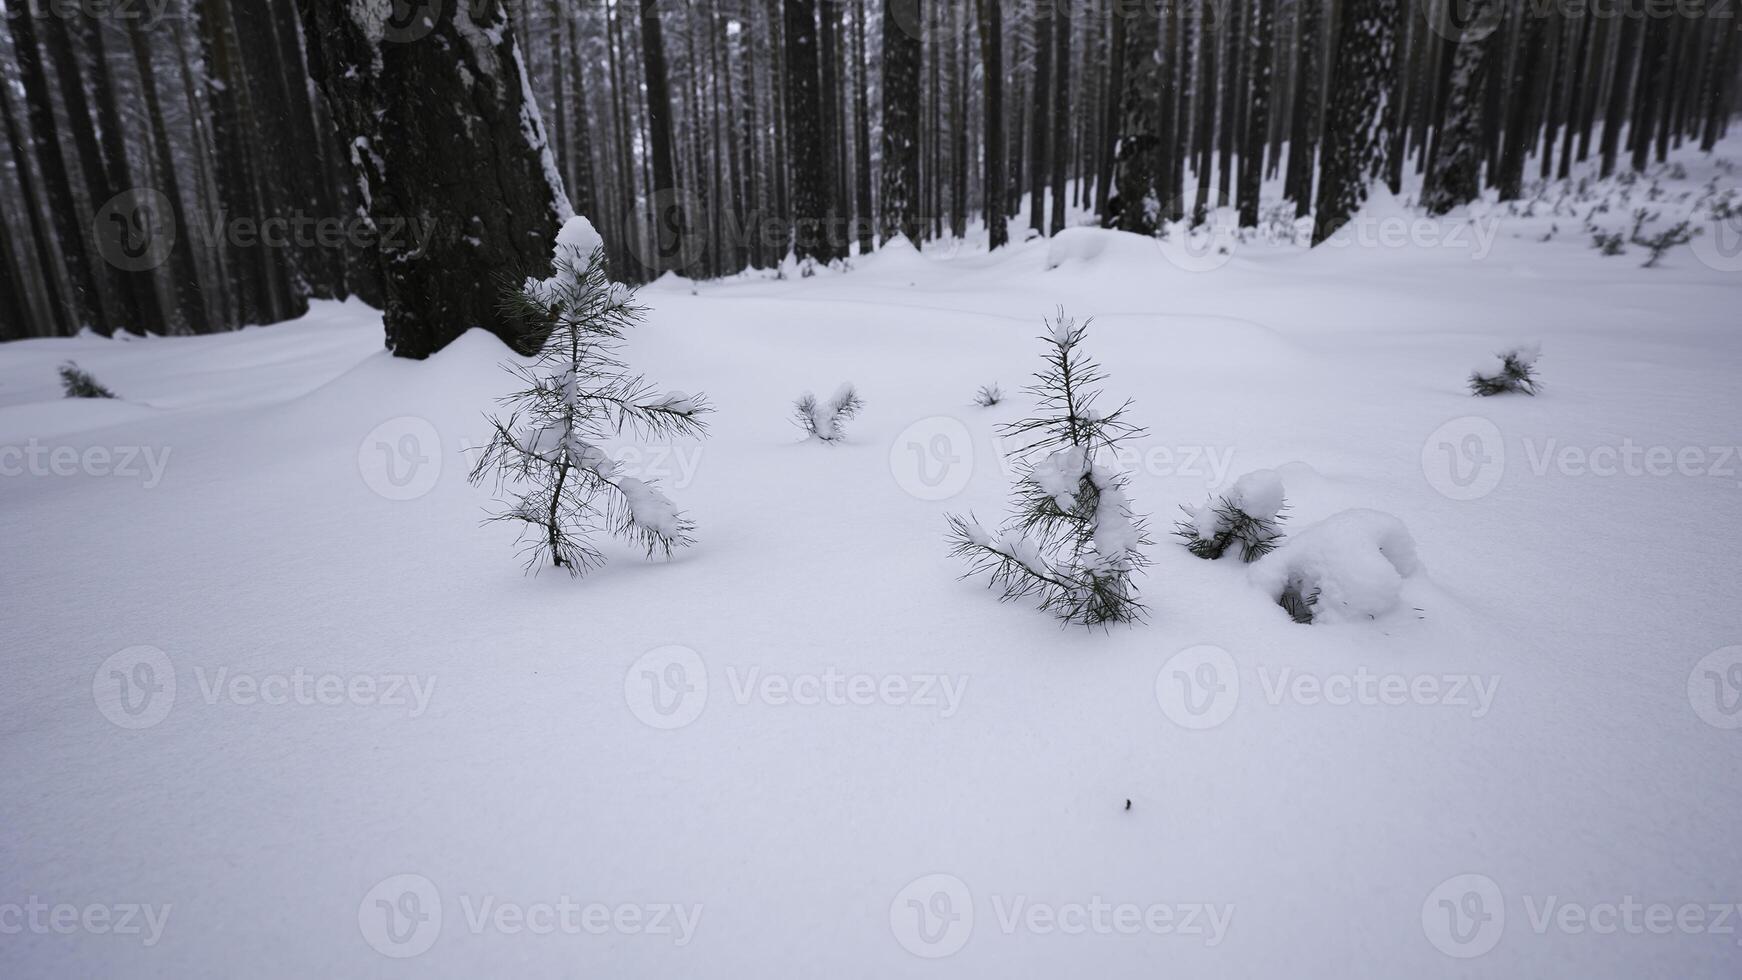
[{"left": 4, "top": 147, "right": 1742, "bottom": 978}]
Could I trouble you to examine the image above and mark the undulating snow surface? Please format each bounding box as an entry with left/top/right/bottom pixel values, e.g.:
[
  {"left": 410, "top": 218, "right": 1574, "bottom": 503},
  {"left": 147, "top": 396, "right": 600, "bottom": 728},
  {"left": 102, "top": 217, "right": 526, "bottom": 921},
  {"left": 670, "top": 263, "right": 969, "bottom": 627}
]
[{"left": 4, "top": 148, "right": 1742, "bottom": 978}]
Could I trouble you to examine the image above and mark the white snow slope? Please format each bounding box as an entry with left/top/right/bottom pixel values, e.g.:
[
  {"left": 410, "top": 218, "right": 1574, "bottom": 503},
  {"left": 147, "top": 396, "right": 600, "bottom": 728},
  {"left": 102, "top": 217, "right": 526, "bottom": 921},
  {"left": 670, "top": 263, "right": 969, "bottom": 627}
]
[{"left": 4, "top": 150, "right": 1742, "bottom": 978}]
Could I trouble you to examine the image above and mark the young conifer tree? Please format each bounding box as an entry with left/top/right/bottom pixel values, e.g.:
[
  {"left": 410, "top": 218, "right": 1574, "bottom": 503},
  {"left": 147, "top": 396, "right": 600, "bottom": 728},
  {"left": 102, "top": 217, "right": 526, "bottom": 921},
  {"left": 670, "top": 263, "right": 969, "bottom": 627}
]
[
  {"left": 469, "top": 219, "right": 711, "bottom": 575},
  {"left": 946, "top": 312, "right": 1151, "bottom": 626}
]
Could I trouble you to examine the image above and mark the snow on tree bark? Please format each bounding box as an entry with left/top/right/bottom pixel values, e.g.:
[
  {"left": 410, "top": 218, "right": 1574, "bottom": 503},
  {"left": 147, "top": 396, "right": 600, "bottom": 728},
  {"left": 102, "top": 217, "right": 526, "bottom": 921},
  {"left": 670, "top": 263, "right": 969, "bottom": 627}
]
[
  {"left": 298, "top": 0, "right": 570, "bottom": 359},
  {"left": 1310, "top": 0, "right": 1397, "bottom": 247},
  {"left": 1423, "top": 2, "right": 1495, "bottom": 217}
]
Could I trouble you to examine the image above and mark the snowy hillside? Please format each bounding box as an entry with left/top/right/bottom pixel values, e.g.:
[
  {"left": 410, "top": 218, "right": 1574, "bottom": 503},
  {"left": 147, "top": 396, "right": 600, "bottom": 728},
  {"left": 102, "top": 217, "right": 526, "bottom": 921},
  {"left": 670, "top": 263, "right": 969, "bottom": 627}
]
[{"left": 6, "top": 179, "right": 1741, "bottom": 977}]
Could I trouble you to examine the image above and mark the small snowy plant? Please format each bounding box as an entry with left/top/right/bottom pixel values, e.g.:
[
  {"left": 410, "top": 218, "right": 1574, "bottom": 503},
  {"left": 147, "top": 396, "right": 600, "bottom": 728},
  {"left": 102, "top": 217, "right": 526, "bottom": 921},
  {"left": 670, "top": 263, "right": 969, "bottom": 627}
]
[
  {"left": 794, "top": 384, "right": 863, "bottom": 442},
  {"left": 1249, "top": 509, "right": 1420, "bottom": 624},
  {"left": 59, "top": 361, "right": 116, "bottom": 399},
  {"left": 946, "top": 312, "right": 1152, "bottom": 627},
  {"left": 1176, "top": 469, "right": 1287, "bottom": 562},
  {"left": 973, "top": 383, "right": 1003, "bottom": 408},
  {"left": 1469, "top": 344, "right": 1541, "bottom": 396},
  {"left": 469, "top": 218, "right": 711, "bottom": 576}
]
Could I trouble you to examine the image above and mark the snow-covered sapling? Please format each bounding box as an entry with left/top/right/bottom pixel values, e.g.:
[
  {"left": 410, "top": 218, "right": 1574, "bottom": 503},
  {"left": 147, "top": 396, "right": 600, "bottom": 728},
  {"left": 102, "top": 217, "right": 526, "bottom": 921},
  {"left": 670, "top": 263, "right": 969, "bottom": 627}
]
[
  {"left": 59, "top": 361, "right": 116, "bottom": 399},
  {"left": 1469, "top": 344, "right": 1541, "bottom": 396},
  {"left": 973, "top": 383, "right": 1003, "bottom": 408},
  {"left": 1249, "top": 509, "right": 1421, "bottom": 624},
  {"left": 946, "top": 312, "right": 1152, "bottom": 627},
  {"left": 794, "top": 384, "right": 862, "bottom": 442},
  {"left": 1176, "top": 469, "right": 1287, "bottom": 562},
  {"left": 469, "top": 218, "right": 711, "bottom": 576}
]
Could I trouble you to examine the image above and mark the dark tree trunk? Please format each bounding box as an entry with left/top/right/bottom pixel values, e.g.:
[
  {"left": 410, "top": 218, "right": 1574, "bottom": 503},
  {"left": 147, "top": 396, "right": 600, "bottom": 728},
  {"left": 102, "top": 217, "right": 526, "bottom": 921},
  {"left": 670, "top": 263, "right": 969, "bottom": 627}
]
[
  {"left": 880, "top": 0, "right": 923, "bottom": 244},
  {"left": 1109, "top": 0, "right": 1159, "bottom": 235},
  {"left": 1285, "top": 0, "right": 1322, "bottom": 219},
  {"left": 1240, "top": 0, "right": 1274, "bottom": 228},
  {"left": 1096, "top": 6, "right": 1125, "bottom": 225},
  {"left": 786, "top": 0, "right": 839, "bottom": 259},
  {"left": 853, "top": 0, "right": 876, "bottom": 254},
  {"left": 977, "top": 0, "right": 1009, "bottom": 249},
  {"left": 299, "top": 0, "right": 567, "bottom": 358},
  {"left": 1312, "top": 0, "right": 1397, "bottom": 245},
  {"left": 126, "top": 17, "right": 211, "bottom": 334},
  {"left": 8, "top": 13, "right": 96, "bottom": 332},
  {"left": 1028, "top": 0, "right": 1053, "bottom": 236},
  {"left": 1423, "top": 2, "right": 1496, "bottom": 216},
  {"left": 1048, "top": 0, "right": 1069, "bottom": 236}
]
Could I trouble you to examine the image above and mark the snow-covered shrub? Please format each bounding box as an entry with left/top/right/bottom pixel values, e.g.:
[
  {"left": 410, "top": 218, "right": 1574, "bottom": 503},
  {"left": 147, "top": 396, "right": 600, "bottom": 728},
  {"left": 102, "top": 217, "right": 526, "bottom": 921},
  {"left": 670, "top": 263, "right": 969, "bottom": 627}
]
[
  {"left": 1469, "top": 344, "right": 1541, "bottom": 397},
  {"left": 1249, "top": 509, "right": 1420, "bottom": 625},
  {"left": 469, "top": 217, "right": 711, "bottom": 576},
  {"left": 1176, "top": 469, "right": 1287, "bottom": 562},
  {"left": 946, "top": 312, "right": 1152, "bottom": 627},
  {"left": 974, "top": 383, "right": 1002, "bottom": 408},
  {"left": 1631, "top": 218, "right": 1697, "bottom": 268},
  {"left": 59, "top": 361, "right": 116, "bottom": 399},
  {"left": 794, "top": 384, "right": 862, "bottom": 442}
]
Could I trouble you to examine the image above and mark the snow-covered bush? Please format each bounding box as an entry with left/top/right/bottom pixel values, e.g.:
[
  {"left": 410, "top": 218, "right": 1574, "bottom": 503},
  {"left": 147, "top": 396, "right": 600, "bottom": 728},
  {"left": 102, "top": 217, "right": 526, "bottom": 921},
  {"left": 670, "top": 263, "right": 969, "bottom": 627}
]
[
  {"left": 1469, "top": 344, "right": 1541, "bottom": 397},
  {"left": 973, "top": 383, "right": 1002, "bottom": 408},
  {"left": 1631, "top": 218, "right": 1697, "bottom": 268},
  {"left": 59, "top": 361, "right": 116, "bottom": 399},
  {"left": 1249, "top": 509, "right": 1420, "bottom": 624},
  {"left": 794, "top": 384, "right": 862, "bottom": 442},
  {"left": 1176, "top": 469, "right": 1287, "bottom": 562},
  {"left": 946, "top": 312, "right": 1152, "bottom": 627},
  {"left": 469, "top": 218, "right": 712, "bottom": 576}
]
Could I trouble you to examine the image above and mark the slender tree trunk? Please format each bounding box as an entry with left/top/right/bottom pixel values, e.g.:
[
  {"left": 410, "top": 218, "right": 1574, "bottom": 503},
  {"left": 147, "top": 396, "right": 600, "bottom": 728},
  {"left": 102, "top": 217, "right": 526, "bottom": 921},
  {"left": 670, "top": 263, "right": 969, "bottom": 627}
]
[{"left": 977, "top": 0, "right": 1009, "bottom": 249}]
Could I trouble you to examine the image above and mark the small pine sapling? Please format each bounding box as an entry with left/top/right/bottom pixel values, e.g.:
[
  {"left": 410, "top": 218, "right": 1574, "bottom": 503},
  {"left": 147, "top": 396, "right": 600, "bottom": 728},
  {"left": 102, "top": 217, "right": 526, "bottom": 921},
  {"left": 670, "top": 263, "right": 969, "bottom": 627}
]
[
  {"left": 469, "top": 219, "right": 711, "bottom": 576},
  {"left": 1469, "top": 344, "right": 1542, "bottom": 396},
  {"left": 794, "top": 384, "right": 863, "bottom": 442},
  {"left": 1176, "top": 469, "right": 1288, "bottom": 562},
  {"left": 946, "top": 311, "right": 1152, "bottom": 627},
  {"left": 973, "top": 383, "right": 1003, "bottom": 408},
  {"left": 59, "top": 361, "right": 116, "bottom": 399}
]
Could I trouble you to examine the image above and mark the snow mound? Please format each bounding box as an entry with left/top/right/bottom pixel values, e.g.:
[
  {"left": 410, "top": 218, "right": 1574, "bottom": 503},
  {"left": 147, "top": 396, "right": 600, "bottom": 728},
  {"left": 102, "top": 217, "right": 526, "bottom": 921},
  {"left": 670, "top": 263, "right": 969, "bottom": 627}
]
[
  {"left": 1043, "top": 227, "right": 1161, "bottom": 271},
  {"left": 1249, "top": 509, "right": 1421, "bottom": 624}
]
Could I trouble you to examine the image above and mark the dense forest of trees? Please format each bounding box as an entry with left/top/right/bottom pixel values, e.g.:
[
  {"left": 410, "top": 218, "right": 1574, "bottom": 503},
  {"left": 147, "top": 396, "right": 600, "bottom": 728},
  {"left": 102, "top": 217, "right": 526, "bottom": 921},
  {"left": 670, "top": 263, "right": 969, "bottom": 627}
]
[{"left": 2, "top": 0, "right": 1737, "bottom": 344}]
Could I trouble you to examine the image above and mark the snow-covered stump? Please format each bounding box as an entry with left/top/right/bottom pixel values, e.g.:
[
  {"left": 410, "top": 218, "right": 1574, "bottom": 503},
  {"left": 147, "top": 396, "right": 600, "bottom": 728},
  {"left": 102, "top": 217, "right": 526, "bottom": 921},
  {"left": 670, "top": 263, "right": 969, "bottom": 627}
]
[
  {"left": 794, "top": 384, "right": 863, "bottom": 442},
  {"left": 1249, "top": 509, "right": 1421, "bottom": 624},
  {"left": 1176, "top": 469, "right": 1288, "bottom": 562},
  {"left": 1470, "top": 344, "right": 1542, "bottom": 396},
  {"left": 947, "top": 312, "right": 1152, "bottom": 627},
  {"left": 468, "top": 218, "right": 712, "bottom": 576}
]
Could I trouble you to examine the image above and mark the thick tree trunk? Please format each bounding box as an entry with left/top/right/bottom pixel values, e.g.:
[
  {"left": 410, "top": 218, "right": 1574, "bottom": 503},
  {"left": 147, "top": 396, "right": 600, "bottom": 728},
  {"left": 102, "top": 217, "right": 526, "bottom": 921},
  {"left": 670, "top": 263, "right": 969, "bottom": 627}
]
[
  {"left": 1109, "top": 0, "right": 1160, "bottom": 235},
  {"left": 299, "top": 0, "right": 568, "bottom": 358},
  {"left": 1311, "top": 0, "right": 1397, "bottom": 246}
]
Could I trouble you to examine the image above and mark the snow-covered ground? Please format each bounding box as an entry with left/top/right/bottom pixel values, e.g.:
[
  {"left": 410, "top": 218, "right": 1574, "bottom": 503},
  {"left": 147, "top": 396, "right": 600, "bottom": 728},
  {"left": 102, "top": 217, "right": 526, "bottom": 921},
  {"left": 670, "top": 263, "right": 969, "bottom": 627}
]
[{"left": 4, "top": 146, "right": 1742, "bottom": 978}]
